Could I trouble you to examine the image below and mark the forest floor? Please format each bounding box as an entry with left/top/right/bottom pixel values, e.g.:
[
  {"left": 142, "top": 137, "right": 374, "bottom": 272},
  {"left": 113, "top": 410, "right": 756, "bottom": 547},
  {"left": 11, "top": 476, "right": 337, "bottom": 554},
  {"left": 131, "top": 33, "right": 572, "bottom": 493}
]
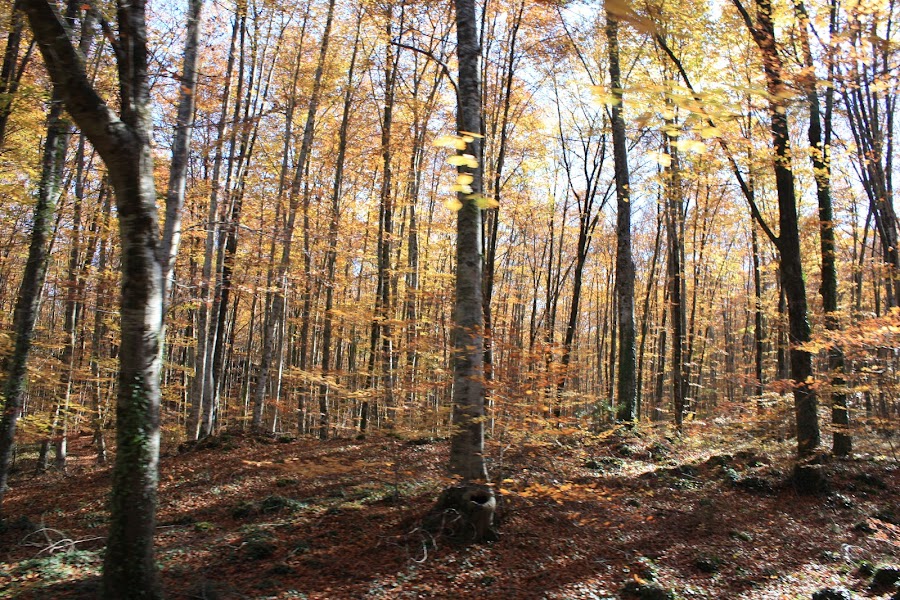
[{"left": 1, "top": 418, "right": 898, "bottom": 599}]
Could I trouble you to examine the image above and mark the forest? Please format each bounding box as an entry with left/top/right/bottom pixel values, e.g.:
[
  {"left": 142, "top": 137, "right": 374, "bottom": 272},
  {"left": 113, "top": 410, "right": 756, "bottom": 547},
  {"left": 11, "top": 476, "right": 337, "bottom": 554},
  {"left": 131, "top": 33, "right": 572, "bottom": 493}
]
[{"left": 0, "top": 0, "right": 898, "bottom": 597}]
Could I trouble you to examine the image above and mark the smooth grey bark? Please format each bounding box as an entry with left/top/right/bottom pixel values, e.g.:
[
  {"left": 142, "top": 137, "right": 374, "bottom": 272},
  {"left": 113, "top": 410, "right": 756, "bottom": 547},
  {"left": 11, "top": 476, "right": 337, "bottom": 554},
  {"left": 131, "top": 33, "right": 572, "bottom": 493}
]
[
  {"left": 606, "top": 9, "right": 636, "bottom": 423},
  {"left": 161, "top": 0, "right": 203, "bottom": 296},
  {"left": 189, "top": 14, "right": 238, "bottom": 440},
  {"left": 19, "top": 0, "right": 198, "bottom": 594},
  {"left": 449, "top": 0, "right": 489, "bottom": 484}
]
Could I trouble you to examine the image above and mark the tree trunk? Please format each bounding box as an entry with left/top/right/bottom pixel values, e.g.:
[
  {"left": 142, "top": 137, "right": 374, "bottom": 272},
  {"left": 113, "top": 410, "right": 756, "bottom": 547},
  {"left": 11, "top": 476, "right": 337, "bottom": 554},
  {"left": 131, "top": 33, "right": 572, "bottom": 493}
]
[
  {"left": 449, "top": 0, "right": 489, "bottom": 484},
  {"left": 319, "top": 10, "right": 361, "bottom": 440},
  {"left": 189, "top": 13, "right": 238, "bottom": 440},
  {"left": 606, "top": 9, "right": 636, "bottom": 423},
  {"left": 0, "top": 0, "right": 34, "bottom": 148},
  {"left": 732, "top": 0, "right": 820, "bottom": 457},
  {"left": 0, "top": 85, "right": 68, "bottom": 504},
  {"left": 794, "top": 0, "right": 849, "bottom": 455},
  {"left": 20, "top": 0, "right": 197, "bottom": 593}
]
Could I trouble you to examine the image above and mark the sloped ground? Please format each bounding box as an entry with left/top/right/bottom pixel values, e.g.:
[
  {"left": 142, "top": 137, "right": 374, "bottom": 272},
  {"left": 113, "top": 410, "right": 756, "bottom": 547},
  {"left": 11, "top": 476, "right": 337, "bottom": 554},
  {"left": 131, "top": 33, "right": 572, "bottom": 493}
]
[{"left": 0, "top": 422, "right": 897, "bottom": 599}]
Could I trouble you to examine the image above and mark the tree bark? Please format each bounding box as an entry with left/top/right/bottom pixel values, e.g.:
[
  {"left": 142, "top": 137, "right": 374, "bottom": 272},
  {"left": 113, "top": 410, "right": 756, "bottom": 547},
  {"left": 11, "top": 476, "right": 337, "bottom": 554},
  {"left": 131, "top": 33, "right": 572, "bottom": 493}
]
[
  {"left": 449, "top": 0, "right": 489, "bottom": 484},
  {"left": 732, "top": 0, "right": 820, "bottom": 456},
  {"left": 606, "top": 9, "right": 636, "bottom": 423},
  {"left": 794, "top": 0, "right": 849, "bottom": 455},
  {"left": 0, "top": 85, "right": 68, "bottom": 504}
]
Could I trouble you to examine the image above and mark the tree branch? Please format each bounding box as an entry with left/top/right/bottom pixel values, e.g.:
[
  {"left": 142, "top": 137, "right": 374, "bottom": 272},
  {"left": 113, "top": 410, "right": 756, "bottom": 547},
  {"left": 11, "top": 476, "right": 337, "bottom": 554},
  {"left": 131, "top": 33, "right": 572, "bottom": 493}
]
[
  {"left": 653, "top": 30, "right": 780, "bottom": 248},
  {"left": 390, "top": 39, "right": 457, "bottom": 96},
  {"left": 19, "top": 0, "right": 133, "bottom": 161}
]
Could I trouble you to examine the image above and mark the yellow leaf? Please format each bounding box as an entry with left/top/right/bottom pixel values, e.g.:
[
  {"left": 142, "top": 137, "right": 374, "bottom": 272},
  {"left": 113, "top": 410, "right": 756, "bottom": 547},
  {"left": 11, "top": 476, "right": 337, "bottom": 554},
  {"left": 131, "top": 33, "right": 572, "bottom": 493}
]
[
  {"left": 653, "top": 152, "right": 672, "bottom": 167},
  {"left": 472, "top": 194, "right": 499, "bottom": 209},
  {"left": 451, "top": 184, "right": 473, "bottom": 194},
  {"left": 447, "top": 154, "right": 478, "bottom": 168},
  {"left": 700, "top": 126, "right": 721, "bottom": 138},
  {"left": 444, "top": 198, "right": 463, "bottom": 212},
  {"left": 457, "top": 173, "right": 474, "bottom": 185},
  {"left": 433, "top": 134, "right": 459, "bottom": 148}
]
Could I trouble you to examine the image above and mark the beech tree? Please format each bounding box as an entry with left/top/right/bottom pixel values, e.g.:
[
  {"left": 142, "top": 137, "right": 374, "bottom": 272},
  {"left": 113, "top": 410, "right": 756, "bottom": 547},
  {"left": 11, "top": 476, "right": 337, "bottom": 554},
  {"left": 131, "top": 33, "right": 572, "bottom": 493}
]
[
  {"left": 432, "top": 0, "right": 495, "bottom": 543},
  {"left": 606, "top": 6, "right": 637, "bottom": 423},
  {"left": 731, "top": 0, "right": 820, "bottom": 457},
  {"left": 16, "top": 0, "right": 200, "bottom": 595}
]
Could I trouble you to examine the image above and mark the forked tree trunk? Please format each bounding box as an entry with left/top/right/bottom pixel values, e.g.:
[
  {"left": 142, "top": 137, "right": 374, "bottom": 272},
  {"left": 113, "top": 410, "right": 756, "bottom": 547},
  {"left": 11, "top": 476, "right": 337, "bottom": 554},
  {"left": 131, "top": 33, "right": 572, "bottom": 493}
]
[{"left": 20, "top": 0, "right": 197, "bottom": 594}]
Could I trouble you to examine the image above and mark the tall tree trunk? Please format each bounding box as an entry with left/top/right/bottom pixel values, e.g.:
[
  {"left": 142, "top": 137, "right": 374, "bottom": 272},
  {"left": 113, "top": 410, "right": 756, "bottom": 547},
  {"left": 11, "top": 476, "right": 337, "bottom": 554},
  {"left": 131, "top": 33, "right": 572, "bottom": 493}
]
[
  {"left": 21, "top": 0, "right": 199, "bottom": 593},
  {"left": 449, "top": 0, "right": 489, "bottom": 483},
  {"left": 89, "top": 183, "right": 112, "bottom": 464},
  {"left": 161, "top": 0, "right": 203, "bottom": 295},
  {"left": 319, "top": 10, "right": 361, "bottom": 440},
  {"left": 0, "top": 84, "right": 68, "bottom": 504},
  {"left": 189, "top": 13, "right": 238, "bottom": 440},
  {"left": 606, "top": 9, "right": 636, "bottom": 423},
  {"left": 794, "top": 0, "right": 849, "bottom": 455},
  {"left": 664, "top": 125, "right": 688, "bottom": 429},
  {"left": 732, "top": 0, "right": 820, "bottom": 457}
]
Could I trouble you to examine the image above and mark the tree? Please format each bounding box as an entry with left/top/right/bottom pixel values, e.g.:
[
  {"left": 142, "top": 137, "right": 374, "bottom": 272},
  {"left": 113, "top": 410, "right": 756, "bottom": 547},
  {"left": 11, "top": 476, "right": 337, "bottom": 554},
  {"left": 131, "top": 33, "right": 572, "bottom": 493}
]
[
  {"left": 793, "top": 0, "right": 849, "bottom": 456},
  {"left": 432, "top": 0, "right": 495, "bottom": 543},
  {"left": 18, "top": 0, "right": 198, "bottom": 594},
  {"left": 606, "top": 6, "right": 637, "bottom": 423},
  {"left": 731, "top": 0, "right": 820, "bottom": 457},
  {"left": 0, "top": 35, "right": 69, "bottom": 504}
]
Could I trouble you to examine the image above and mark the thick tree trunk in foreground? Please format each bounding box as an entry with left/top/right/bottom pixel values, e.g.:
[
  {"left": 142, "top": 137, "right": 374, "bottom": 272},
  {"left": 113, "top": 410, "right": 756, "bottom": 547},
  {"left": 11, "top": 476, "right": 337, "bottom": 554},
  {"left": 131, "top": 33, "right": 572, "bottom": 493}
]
[
  {"left": 429, "top": 0, "right": 495, "bottom": 543},
  {"left": 450, "top": 0, "right": 489, "bottom": 483},
  {"left": 20, "top": 0, "right": 196, "bottom": 595}
]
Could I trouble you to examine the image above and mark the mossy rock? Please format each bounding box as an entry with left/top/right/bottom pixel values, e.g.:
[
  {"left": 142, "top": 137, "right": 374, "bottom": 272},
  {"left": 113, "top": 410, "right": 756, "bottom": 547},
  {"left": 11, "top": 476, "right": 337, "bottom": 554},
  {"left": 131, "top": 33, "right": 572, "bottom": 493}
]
[
  {"left": 792, "top": 464, "right": 829, "bottom": 495},
  {"left": 695, "top": 555, "right": 722, "bottom": 573},
  {"left": 240, "top": 532, "right": 278, "bottom": 560}
]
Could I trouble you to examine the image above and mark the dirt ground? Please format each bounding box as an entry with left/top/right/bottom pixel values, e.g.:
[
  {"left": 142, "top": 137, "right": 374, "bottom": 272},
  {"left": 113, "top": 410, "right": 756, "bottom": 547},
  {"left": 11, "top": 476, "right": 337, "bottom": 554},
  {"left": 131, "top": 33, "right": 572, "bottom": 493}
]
[{"left": 1, "top": 422, "right": 898, "bottom": 599}]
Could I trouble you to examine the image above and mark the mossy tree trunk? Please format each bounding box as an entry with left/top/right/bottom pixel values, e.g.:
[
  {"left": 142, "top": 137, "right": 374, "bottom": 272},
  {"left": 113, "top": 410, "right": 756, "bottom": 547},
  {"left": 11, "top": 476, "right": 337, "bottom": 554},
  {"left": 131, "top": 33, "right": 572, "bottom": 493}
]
[{"left": 20, "top": 0, "right": 196, "bottom": 595}]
